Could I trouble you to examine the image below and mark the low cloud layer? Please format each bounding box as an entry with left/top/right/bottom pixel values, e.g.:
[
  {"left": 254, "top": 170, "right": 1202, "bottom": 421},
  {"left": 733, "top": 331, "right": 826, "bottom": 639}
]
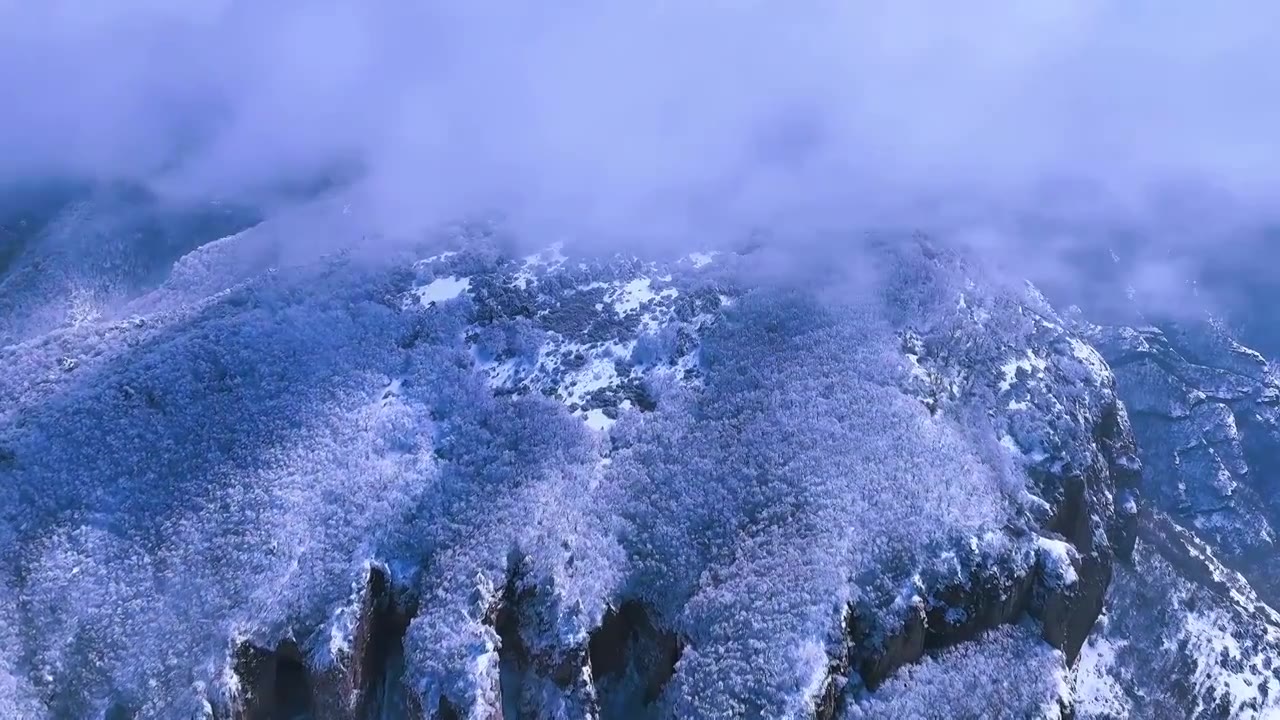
[{"left": 3, "top": 1, "right": 1278, "bottom": 257}]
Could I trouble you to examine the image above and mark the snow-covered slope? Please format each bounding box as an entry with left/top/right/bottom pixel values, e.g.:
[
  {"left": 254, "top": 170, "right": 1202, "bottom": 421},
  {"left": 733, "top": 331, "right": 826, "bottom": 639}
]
[
  {"left": 1076, "top": 510, "right": 1280, "bottom": 719},
  {"left": 0, "top": 196, "right": 1147, "bottom": 720},
  {"left": 1071, "top": 320, "right": 1280, "bottom": 719},
  {"left": 1085, "top": 321, "right": 1280, "bottom": 599}
]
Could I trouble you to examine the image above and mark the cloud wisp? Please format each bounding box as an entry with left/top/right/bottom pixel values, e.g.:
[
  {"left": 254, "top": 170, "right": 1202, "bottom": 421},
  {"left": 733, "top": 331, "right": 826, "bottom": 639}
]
[{"left": 2, "top": 0, "right": 1278, "bottom": 264}]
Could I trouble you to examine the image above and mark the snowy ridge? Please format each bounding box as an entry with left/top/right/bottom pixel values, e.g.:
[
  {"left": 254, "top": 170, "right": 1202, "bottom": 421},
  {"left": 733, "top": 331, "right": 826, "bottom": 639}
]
[{"left": 0, "top": 216, "right": 1144, "bottom": 720}]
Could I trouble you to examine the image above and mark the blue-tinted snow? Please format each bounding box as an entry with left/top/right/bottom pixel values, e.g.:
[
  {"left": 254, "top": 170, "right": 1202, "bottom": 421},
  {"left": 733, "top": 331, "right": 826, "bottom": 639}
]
[
  {"left": 0, "top": 203, "right": 1122, "bottom": 718},
  {"left": 844, "top": 624, "right": 1070, "bottom": 719}
]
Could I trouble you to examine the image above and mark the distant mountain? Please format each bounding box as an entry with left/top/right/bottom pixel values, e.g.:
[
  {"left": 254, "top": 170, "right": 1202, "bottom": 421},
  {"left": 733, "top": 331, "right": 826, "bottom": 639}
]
[{"left": 1072, "top": 320, "right": 1280, "bottom": 718}]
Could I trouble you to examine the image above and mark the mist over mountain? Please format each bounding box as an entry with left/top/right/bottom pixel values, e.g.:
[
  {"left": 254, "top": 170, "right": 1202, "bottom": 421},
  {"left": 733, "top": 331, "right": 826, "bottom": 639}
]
[{"left": 2, "top": 3, "right": 1279, "bottom": 719}]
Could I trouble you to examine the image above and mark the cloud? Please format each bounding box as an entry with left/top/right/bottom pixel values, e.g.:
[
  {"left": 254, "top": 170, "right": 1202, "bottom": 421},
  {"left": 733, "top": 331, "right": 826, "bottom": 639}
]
[{"left": 2, "top": 0, "right": 1278, "bottom": 255}]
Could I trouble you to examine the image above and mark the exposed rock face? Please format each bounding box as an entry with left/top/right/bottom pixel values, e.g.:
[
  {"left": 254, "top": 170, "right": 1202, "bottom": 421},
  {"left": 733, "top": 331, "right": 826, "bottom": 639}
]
[
  {"left": 225, "top": 642, "right": 315, "bottom": 720},
  {"left": 209, "top": 566, "right": 422, "bottom": 720},
  {"left": 590, "top": 601, "right": 682, "bottom": 714}
]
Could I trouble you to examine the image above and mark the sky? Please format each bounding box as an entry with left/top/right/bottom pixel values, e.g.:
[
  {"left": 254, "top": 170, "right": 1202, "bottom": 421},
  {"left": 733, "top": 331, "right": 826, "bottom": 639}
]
[{"left": 2, "top": 1, "right": 1278, "bottom": 276}]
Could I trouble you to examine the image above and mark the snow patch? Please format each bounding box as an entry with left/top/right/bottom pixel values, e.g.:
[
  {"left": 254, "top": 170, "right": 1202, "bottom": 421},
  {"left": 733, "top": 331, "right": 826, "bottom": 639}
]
[
  {"left": 1183, "top": 610, "right": 1280, "bottom": 717},
  {"left": 562, "top": 342, "right": 633, "bottom": 406},
  {"left": 1036, "top": 537, "right": 1079, "bottom": 587},
  {"left": 904, "top": 352, "right": 931, "bottom": 384},
  {"left": 413, "top": 276, "right": 471, "bottom": 306},
  {"left": 583, "top": 408, "right": 615, "bottom": 432},
  {"left": 999, "top": 350, "right": 1048, "bottom": 393},
  {"left": 685, "top": 251, "right": 719, "bottom": 268},
  {"left": 418, "top": 250, "right": 459, "bottom": 265},
  {"left": 514, "top": 243, "right": 568, "bottom": 289},
  {"left": 1068, "top": 338, "right": 1109, "bottom": 380},
  {"left": 613, "top": 278, "right": 656, "bottom": 315},
  {"left": 609, "top": 278, "right": 678, "bottom": 323},
  {"left": 1074, "top": 634, "right": 1131, "bottom": 718}
]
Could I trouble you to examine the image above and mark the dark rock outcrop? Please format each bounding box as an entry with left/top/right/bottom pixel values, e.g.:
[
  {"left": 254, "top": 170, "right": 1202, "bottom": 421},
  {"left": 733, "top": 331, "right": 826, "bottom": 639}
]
[
  {"left": 589, "top": 601, "right": 682, "bottom": 715},
  {"left": 224, "top": 641, "right": 315, "bottom": 720}
]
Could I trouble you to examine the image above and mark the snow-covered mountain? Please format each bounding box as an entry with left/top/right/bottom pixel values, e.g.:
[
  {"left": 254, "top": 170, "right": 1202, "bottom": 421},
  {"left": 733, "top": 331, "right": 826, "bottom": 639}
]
[
  {"left": 1072, "top": 321, "right": 1280, "bottom": 719},
  {"left": 0, "top": 191, "right": 1277, "bottom": 719}
]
